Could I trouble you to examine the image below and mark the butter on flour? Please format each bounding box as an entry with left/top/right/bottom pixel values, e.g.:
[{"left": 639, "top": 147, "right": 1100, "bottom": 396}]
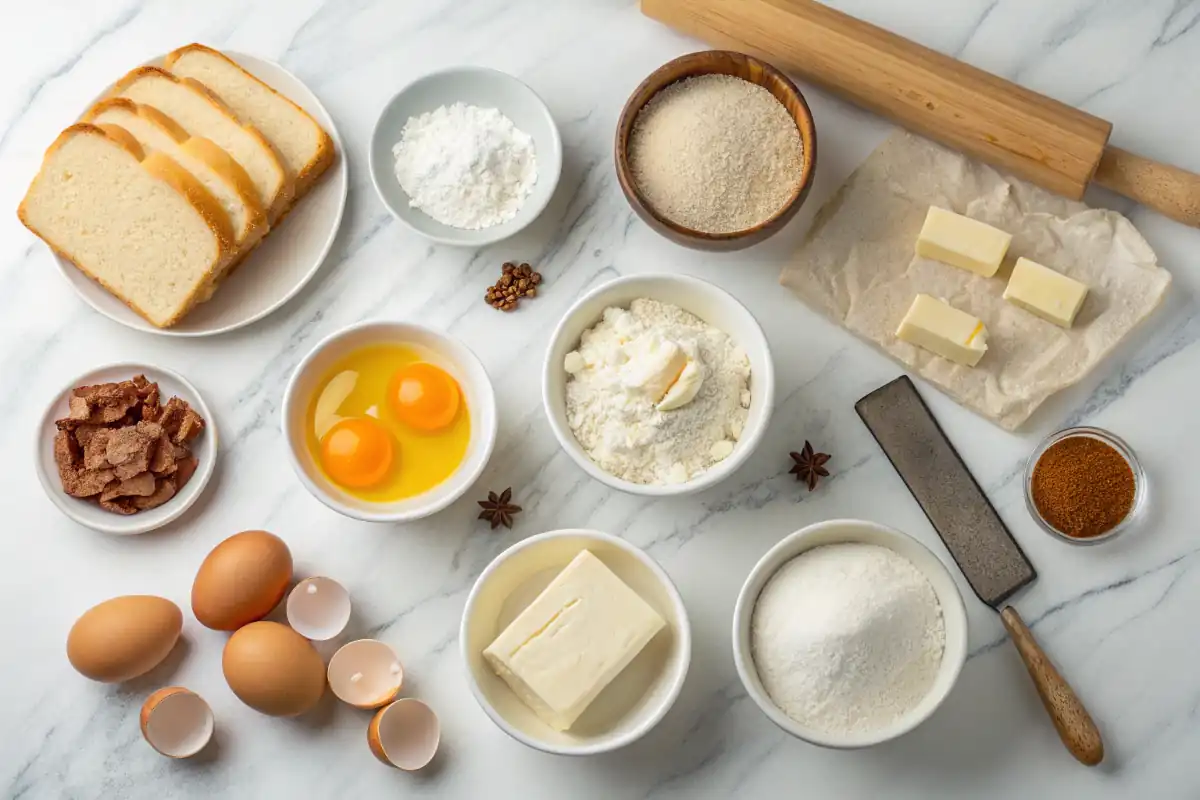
[
  {"left": 564, "top": 299, "right": 751, "bottom": 485},
  {"left": 782, "top": 132, "right": 1171, "bottom": 430}
]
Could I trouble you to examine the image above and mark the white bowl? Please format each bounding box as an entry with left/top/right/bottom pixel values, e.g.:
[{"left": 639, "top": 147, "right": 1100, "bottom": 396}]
[
  {"left": 461, "top": 529, "right": 691, "bottom": 755},
  {"left": 369, "top": 66, "right": 562, "bottom": 247},
  {"left": 281, "top": 321, "right": 497, "bottom": 522},
  {"left": 542, "top": 273, "right": 774, "bottom": 496},
  {"left": 35, "top": 363, "right": 218, "bottom": 535},
  {"left": 732, "top": 519, "right": 968, "bottom": 749}
]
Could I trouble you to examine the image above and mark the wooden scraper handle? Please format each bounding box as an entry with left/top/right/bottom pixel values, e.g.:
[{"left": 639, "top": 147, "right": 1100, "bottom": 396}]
[
  {"left": 1094, "top": 146, "right": 1200, "bottom": 228},
  {"left": 1000, "top": 606, "right": 1104, "bottom": 766}
]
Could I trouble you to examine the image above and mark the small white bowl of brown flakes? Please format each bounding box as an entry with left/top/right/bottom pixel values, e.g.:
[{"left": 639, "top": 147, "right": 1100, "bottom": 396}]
[{"left": 35, "top": 363, "right": 218, "bottom": 535}]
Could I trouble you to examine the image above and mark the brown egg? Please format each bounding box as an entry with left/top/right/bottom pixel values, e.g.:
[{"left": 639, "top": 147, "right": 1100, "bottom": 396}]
[
  {"left": 67, "top": 595, "right": 182, "bottom": 682},
  {"left": 222, "top": 621, "right": 325, "bottom": 716},
  {"left": 192, "top": 530, "right": 292, "bottom": 630}
]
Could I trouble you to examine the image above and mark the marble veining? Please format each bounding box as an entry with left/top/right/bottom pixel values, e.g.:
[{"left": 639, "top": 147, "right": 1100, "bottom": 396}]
[{"left": 3, "top": 0, "right": 1200, "bottom": 797}]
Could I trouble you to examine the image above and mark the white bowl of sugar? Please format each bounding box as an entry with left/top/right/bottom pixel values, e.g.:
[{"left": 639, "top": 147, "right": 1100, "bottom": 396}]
[{"left": 732, "top": 519, "right": 968, "bottom": 749}]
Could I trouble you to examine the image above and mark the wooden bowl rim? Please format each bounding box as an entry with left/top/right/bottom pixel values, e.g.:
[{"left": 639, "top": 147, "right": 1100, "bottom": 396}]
[{"left": 614, "top": 49, "right": 817, "bottom": 242}]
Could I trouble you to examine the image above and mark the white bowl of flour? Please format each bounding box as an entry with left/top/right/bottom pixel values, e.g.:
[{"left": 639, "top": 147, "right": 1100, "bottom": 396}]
[
  {"left": 543, "top": 273, "right": 774, "bottom": 496},
  {"left": 369, "top": 66, "right": 562, "bottom": 246},
  {"left": 732, "top": 519, "right": 968, "bottom": 748}
]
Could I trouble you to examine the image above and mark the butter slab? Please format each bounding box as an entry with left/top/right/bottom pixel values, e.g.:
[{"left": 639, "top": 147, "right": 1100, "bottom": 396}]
[
  {"left": 483, "top": 549, "right": 666, "bottom": 731},
  {"left": 1003, "top": 257, "right": 1088, "bottom": 328},
  {"left": 915, "top": 206, "right": 1012, "bottom": 277},
  {"left": 896, "top": 294, "right": 988, "bottom": 367}
]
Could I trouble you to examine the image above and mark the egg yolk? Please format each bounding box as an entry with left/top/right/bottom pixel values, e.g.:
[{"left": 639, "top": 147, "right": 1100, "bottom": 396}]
[
  {"left": 388, "top": 363, "right": 460, "bottom": 431},
  {"left": 320, "top": 417, "right": 394, "bottom": 488}
]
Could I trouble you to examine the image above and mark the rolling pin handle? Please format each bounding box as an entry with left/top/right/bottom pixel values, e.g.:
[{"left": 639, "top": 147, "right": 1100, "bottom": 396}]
[{"left": 1094, "top": 146, "right": 1200, "bottom": 228}]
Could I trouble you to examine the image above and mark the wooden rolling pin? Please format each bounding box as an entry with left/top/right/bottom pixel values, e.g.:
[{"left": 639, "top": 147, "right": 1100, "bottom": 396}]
[{"left": 642, "top": 0, "right": 1200, "bottom": 228}]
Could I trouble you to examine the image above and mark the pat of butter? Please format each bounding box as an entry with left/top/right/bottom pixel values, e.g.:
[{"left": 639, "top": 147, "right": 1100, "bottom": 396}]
[
  {"left": 622, "top": 334, "right": 688, "bottom": 401},
  {"left": 1003, "top": 257, "right": 1088, "bottom": 328},
  {"left": 915, "top": 206, "right": 1012, "bottom": 277},
  {"left": 483, "top": 550, "right": 666, "bottom": 732},
  {"left": 657, "top": 360, "right": 703, "bottom": 411},
  {"left": 896, "top": 294, "right": 988, "bottom": 367}
]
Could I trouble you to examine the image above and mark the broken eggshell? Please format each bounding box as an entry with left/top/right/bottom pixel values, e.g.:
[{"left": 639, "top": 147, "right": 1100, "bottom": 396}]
[
  {"left": 140, "top": 687, "right": 214, "bottom": 758},
  {"left": 286, "top": 577, "right": 351, "bottom": 641},
  {"left": 367, "top": 698, "right": 440, "bottom": 771},
  {"left": 328, "top": 639, "right": 403, "bottom": 709}
]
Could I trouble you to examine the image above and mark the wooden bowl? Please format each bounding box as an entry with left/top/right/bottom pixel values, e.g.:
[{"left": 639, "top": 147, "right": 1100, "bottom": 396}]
[{"left": 615, "top": 50, "right": 817, "bottom": 251}]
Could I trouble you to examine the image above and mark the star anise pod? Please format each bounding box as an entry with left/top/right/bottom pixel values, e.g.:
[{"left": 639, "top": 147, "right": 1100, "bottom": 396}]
[
  {"left": 789, "top": 441, "right": 831, "bottom": 491},
  {"left": 478, "top": 487, "right": 522, "bottom": 529}
]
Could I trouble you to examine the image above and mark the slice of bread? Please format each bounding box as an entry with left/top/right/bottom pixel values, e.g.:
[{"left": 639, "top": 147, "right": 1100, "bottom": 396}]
[
  {"left": 18, "top": 124, "right": 235, "bottom": 327},
  {"left": 166, "top": 44, "right": 334, "bottom": 201},
  {"left": 112, "top": 66, "right": 292, "bottom": 222},
  {"left": 83, "top": 98, "right": 266, "bottom": 248}
]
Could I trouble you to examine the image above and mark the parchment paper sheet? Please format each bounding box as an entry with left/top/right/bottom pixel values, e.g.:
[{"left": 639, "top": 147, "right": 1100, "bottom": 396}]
[{"left": 781, "top": 132, "right": 1171, "bottom": 430}]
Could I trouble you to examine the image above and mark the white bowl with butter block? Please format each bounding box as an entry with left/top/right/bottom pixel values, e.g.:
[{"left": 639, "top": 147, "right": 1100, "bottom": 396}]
[{"left": 461, "top": 529, "right": 691, "bottom": 755}]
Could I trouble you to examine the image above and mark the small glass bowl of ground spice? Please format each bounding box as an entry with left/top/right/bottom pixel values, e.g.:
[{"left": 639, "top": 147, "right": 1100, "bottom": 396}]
[{"left": 1024, "top": 427, "right": 1146, "bottom": 544}]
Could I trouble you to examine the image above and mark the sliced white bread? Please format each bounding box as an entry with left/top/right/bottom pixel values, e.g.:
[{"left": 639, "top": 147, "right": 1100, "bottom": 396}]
[
  {"left": 18, "top": 124, "right": 235, "bottom": 328},
  {"left": 112, "top": 66, "right": 292, "bottom": 222},
  {"left": 166, "top": 44, "right": 334, "bottom": 201},
  {"left": 83, "top": 98, "right": 266, "bottom": 249}
]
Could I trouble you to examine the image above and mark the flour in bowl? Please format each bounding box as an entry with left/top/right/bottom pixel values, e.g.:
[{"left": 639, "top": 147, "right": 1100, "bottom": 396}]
[
  {"left": 392, "top": 102, "right": 536, "bottom": 230},
  {"left": 563, "top": 298, "right": 751, "bottom": 485},
  {"left": 751, "top": 543, "right": 945, "bottom": 737}
]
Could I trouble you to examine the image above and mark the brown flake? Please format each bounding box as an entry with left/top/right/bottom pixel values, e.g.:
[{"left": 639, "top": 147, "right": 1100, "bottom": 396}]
[
  {"left": 67, "top": 381, "right": 140, "bottom": 424},
  {"left": 99, "top": 495, "right": 138, "bottom": 515},
  {"left": 105, "top": 427, "right": 148, "bottom": 467},
  {"left": 101, "top": 472, "right": 158, "bottom": 501},
  {"left": 173, "top": 408, "right": 204, "bottom": 444},
  {"left": 62, "top": 466, "right": 117, "bottom": 499},
  {"left": 149, "top": 434, "right": 177, "bottom": 475},
  {"left": 73, "top": 424, "right": 107, "bottom": 449},
  {"left": 133, "top": 477, "right": 177, "bottom": 510},
  {"left": 82, "top": 429, "right": 114, "bottom": 471},
  {"left": 173, "top": 456, "right": 198, "bottom": 490}
]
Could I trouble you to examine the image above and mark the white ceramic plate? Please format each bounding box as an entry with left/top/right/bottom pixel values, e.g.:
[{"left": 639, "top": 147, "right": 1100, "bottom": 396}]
[
  {"left": 461, "top": 529, "right": 691, "bottom": 756},
  {"left": 369, "top": 66, "right": 562, "bottom": 247},
  {"left": 51, "top": 51, "right": 348, "bottom": 337},
  {"left": 35, "top": 363, "right": 218, "bottom": 535}
]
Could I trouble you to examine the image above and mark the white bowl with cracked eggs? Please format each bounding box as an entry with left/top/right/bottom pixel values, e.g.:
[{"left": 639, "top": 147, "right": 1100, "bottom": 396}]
[{"left": 542, "top": 273, "right": 774, "bottom": 496}]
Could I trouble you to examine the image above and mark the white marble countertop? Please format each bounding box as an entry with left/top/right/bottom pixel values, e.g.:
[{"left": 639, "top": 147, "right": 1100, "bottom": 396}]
[{"left": 3, "top": 1, "right": 1200, "bottom": 797}]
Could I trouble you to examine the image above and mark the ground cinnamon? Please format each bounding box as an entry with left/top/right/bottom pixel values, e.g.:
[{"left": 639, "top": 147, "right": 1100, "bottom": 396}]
[{"left": 1031, "top": 435, "right": 1134, "bottom": 539}]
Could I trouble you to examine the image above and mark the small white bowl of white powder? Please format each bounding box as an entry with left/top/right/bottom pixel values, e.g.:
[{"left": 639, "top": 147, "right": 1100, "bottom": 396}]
[
  {"left": 543, "top": 273, "right": 774, "bottom": 496},
  {"left": 369, "top": 66, "right": 562, "bottom": 246},
  {"left": 733, "top": 519, "right": 968, "bottom": 748}
]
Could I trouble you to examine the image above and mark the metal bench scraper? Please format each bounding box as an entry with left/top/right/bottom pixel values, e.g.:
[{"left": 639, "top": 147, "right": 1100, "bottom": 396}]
[{"left": 856, "top": 376, "right": 1103, "bottom": 766}]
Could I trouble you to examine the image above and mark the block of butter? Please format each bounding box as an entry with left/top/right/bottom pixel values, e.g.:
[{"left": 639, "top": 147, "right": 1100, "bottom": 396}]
[
  {"left": 1003, "top": 257, "right": 1089, "bottom": 328},
  {"left": 483, "top": 549, "right": 666, "bottom": 731},
  {"left": 915, "top": 206, "right": 1012, "bottom": 277},
  {"left": 896, "top": 294, "right": 988, "bottom": 366}
]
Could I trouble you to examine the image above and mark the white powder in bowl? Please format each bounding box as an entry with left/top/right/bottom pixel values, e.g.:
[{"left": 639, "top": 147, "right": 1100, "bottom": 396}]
[
  {"left": 629, "top": 74, "right": 803, "bottom": 234},
  {"left": 563, "top": 298, "right": 751, "bottom": 485},
  {"left": 392, "top": 102, "right": 537, "bottom": 230},
  {"left": 751, "top": 543, "right": 946, "bottom": 736}
]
